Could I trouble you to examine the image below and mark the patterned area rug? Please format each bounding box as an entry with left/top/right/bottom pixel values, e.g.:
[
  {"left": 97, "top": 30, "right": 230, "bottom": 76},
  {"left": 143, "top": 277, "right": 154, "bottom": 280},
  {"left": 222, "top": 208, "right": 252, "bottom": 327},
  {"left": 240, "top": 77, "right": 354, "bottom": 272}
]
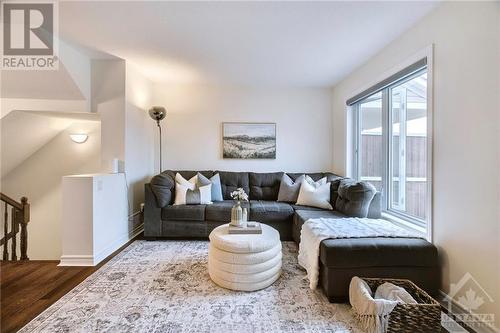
[{"left": 21, "top": 241, "right": 363, "bottom": 333}]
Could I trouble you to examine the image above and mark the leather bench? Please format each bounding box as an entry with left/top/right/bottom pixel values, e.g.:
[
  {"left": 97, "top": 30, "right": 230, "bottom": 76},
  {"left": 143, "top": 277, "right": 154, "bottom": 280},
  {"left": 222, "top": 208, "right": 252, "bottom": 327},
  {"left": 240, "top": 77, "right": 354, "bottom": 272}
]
[
  {"left": 319, "top": 237, "right": 440, "bottom": 302},
  {"left": 293, "top": 209, "right": 440, "bottom": 301}
]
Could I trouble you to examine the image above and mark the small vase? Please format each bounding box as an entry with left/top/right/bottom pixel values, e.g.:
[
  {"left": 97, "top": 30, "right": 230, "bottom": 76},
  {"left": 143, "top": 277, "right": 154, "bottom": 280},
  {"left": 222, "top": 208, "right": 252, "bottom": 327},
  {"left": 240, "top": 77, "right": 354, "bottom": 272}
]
[
  {"left": 241, "top": 208, "right": 248, "bottom": 228},
  {"left": 230, "top": 201, "right": 243, "bottom": 227}
]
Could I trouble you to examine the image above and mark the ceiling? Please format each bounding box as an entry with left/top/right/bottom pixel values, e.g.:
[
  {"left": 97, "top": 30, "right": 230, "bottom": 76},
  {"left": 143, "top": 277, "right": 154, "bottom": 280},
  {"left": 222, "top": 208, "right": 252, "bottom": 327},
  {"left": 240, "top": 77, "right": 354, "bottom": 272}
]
[
  {"left": 59, "top": 1, "right": 439, "bottom": 87},
  {"left": 1, "top": 62, "right": 85, "bottom": 100},
  {"left": 1, "top": 111, "right": 100, "bottom": 178}
]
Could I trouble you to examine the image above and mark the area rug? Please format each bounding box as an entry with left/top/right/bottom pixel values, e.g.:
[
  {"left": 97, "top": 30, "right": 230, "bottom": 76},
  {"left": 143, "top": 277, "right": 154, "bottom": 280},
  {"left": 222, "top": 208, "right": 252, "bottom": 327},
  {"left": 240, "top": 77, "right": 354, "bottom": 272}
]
[{"left": 20, "top": 241, "right": 364, "bottom": 333}]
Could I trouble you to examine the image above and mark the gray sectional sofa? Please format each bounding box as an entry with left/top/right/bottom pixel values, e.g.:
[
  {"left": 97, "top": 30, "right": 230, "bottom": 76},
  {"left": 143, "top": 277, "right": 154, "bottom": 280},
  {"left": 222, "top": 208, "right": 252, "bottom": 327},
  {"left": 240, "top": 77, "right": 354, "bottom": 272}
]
[{"left": 144, "top": 170, "right": 440, "bottom": 301}]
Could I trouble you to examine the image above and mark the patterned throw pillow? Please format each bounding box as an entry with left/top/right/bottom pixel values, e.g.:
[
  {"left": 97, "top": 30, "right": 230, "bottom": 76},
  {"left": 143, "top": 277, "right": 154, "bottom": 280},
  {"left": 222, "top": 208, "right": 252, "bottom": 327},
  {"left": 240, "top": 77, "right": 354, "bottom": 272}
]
[{"left": 173, "top": 173, "right": 212, "bottom": 205}]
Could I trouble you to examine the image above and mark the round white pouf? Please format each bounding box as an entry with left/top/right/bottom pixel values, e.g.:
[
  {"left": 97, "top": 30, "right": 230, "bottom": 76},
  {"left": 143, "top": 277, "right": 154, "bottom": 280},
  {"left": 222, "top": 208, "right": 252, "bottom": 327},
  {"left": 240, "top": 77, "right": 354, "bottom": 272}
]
[{"left": 208, "top": 224, "right": 282, "bottom": 291}]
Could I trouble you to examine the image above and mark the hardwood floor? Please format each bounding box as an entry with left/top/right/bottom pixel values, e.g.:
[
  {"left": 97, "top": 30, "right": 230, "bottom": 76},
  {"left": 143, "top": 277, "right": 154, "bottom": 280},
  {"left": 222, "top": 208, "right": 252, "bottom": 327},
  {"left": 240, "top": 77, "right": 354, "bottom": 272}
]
[
  {"left": 1, "top": 261, "right": 95, "bottom": 333},
  {"left": 0, "top": 236, "right": 139, "bottom": 333}
]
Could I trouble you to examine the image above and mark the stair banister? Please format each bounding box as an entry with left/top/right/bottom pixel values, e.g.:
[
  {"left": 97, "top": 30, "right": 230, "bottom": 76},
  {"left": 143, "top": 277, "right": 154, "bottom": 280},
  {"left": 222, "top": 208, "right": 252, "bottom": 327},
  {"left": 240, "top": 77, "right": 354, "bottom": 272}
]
[{"left": 0, "top": 193, "right": 30, "bottom": 261}]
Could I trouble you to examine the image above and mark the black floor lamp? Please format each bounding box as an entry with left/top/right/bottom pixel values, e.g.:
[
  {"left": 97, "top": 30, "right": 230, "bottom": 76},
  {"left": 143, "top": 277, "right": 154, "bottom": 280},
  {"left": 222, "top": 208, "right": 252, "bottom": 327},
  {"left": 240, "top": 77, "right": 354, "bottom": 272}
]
[{"left": 149, "top": 106, "right": 166, "bottom": 173}]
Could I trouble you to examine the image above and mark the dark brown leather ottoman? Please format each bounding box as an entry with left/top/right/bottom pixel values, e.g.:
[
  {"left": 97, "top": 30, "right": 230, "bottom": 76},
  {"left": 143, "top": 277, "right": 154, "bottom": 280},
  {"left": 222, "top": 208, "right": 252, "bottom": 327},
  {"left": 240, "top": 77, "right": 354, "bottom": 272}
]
[{"left": 319, "top": 237, "right": 440, "bottom": 302}]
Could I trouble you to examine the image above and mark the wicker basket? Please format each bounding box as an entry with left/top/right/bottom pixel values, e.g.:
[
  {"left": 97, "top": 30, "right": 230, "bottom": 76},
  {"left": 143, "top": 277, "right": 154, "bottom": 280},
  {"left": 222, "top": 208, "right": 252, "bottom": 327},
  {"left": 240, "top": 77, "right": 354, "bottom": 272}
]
[{"left": 361, "top": 278, "right": 442, "bottom": 333}]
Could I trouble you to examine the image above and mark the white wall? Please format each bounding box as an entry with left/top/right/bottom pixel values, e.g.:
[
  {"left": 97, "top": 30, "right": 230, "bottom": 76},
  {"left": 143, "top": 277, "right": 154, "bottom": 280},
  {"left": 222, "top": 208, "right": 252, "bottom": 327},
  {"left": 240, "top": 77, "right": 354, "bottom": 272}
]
[
  {"left": 90, "top": 60, "right": 155, "bottom": 216},
  {"left": 1, "top": 122, "right": 101, "bottom": 260},
  {"left": 152, "top": 84, "right": 333, "bottom": 173},
  {"left": 91, "top": 59, "right": 126, "bottom": 173},
  {"left": 60, "top": 173, "right": 129, "bottom": 266},
  {"left": 125, "top": 65, "right": 155, "bottom": 214},
  {"left": 1, "top": 50, "right": 154, "bottom": 260},
  {"left": 331, "top": 2, "right": 500, "bottom": 330}
]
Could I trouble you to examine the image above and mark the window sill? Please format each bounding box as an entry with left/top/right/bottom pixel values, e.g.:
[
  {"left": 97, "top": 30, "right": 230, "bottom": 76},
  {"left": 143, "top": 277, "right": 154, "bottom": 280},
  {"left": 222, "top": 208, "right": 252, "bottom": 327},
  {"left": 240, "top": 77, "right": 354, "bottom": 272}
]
[{"left": 381, "top": 212, "right": 428, "bottom": 240}]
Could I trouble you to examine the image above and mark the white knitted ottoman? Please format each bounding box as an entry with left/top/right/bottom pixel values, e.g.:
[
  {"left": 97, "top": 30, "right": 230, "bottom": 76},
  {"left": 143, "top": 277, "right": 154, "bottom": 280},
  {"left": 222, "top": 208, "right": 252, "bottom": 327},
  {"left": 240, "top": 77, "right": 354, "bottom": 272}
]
[{"left": 208, "top": 224, "right": 282, "bottom": 291}]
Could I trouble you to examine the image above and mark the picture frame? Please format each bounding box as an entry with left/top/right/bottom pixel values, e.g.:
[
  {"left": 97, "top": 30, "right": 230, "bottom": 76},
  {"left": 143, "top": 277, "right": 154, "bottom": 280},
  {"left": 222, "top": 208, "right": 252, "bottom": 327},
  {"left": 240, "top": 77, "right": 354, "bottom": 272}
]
[{"left": 222, "top": 122, "right": 276, "bottom": 159}]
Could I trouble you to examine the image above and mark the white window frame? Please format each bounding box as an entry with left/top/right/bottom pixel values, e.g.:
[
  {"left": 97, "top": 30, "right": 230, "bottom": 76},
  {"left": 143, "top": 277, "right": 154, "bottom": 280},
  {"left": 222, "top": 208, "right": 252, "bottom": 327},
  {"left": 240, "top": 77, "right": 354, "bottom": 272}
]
[{"left": 346, "top": 46, "right": 433, "bottom": 241}]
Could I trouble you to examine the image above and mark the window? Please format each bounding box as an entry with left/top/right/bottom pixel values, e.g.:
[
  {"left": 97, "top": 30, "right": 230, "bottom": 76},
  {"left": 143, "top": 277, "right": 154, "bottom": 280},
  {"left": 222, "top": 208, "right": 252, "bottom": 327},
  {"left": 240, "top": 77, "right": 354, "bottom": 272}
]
[
  {"left": 389, "top": 72, "right": 428, "bottom": 221},
  {"left": 357, "top": 92, "right": 383, "bottom": 192},
  {"left": 349, "top": 60, "right": 430, "bottom": 229}
]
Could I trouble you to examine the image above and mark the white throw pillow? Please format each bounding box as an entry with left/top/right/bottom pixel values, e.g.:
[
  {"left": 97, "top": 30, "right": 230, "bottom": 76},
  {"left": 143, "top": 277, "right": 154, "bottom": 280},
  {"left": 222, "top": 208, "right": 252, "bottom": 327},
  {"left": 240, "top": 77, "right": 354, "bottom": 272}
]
[
  {"left": 305, "top": 175, "right": 327, "bottom": 188},
  {"left": 296, "top": 180, "right": 332, "bottom": 210},
  {"left": 174, "top": 183, "right": 212, "bottom": 205},
  {"left": 175, "top": 173, "right": 196, "bottom": 190},
  {"left": 174, "top": 173, "right": 212, "bottom": 205}
]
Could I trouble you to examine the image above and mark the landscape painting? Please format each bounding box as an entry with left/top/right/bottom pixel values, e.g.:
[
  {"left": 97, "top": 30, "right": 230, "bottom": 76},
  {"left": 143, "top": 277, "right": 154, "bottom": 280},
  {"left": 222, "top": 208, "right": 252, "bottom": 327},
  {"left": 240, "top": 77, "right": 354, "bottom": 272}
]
[{"left": 222, "top": 123, "right": 276, "bottom": 159}]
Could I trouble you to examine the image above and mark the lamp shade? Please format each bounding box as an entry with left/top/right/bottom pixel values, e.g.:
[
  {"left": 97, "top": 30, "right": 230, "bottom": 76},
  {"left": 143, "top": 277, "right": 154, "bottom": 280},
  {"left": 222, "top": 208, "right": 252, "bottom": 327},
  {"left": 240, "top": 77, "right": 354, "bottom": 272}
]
[{"left": 148, "top": 106, "right": 166, "bottom": 122}]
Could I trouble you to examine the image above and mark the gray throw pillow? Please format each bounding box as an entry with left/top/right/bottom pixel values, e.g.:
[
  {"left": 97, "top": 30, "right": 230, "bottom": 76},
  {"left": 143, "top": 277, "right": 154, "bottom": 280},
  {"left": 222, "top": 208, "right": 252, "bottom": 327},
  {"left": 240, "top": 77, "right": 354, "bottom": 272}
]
[
  {"left": 277, "top": 174, "right": 306, "bottom": 202},
  {"left": 197, "top": 172, "right": 223, "bottom": 202}
]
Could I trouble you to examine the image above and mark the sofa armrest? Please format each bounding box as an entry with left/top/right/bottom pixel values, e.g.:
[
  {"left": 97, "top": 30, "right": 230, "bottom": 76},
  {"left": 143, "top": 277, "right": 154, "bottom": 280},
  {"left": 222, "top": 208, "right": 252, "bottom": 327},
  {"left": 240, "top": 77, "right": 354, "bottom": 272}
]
[
  {"left": 335, "top": 180, "right": 376, "bottom": 218},
  {"left": 150, "top": 172, "right": 175, "bottom": 207},
  {"left": 144, "top": 183, "right": 162, "bottom": 238}
]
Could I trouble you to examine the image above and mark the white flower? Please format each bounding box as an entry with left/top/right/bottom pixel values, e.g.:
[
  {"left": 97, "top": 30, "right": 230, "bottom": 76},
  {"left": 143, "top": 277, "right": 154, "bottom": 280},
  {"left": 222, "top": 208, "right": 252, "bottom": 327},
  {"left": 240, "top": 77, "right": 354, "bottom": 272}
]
[{"left": 230, "top": 188, "right": 248, "bottom": 201}]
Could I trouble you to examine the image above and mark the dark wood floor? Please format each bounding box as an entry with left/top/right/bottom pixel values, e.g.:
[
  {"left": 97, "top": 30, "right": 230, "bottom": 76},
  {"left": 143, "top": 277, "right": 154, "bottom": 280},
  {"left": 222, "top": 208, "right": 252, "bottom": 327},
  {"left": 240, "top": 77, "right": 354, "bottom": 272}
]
[
  {"left": 0, "top": 236, "right": 138, "bottom": 333},
  {"left": 1, "top": 261, "right": 96, "bottom": 333}
]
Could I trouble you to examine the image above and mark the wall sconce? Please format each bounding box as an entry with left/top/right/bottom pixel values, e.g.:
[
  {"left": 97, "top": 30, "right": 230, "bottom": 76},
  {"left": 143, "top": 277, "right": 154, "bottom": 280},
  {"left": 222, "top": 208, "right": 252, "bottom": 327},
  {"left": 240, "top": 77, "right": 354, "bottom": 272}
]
[{"left": 69, "top": 134, "right": 88, "bottom": 144}]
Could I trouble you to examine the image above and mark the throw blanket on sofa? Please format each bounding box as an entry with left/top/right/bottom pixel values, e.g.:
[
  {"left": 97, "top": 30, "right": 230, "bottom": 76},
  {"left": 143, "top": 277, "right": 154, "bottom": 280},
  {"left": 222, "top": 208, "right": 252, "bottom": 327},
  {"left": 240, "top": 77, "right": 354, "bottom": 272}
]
[{"left": 298, "top": 217, "right": 422, "bottom": 289}]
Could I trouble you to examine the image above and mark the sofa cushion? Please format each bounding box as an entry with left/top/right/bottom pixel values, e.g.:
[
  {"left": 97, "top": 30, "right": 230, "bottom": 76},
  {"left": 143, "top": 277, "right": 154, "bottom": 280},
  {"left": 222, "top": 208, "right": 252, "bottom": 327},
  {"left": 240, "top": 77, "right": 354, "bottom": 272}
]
[
  {"left": 287, "top": 172, "right": 325, "bottom": 182},
  {"left": 335, "top": 180, "right": 376, "bottom": 217},
  {"left": 287, "top": 170, "right": 340, "bottom": 181},
  {"left": 294, "top": 209, "right": 346, "bottom": 223},
  {"left": 329, "top": 178, "right": 343, "bottom": 209},
  {"left": 162, "top": 204, "right": 206, "bottom": 221},
  {"left": 205, "top": 200, "right": 250, "bottom": 222},
  {"left": 150, "top": 171, "right": 343, "bottom": 209},
  {"left": 324, "top": 172, "right": 342, "bottom": 182},
  {"left": 319, "top": 237, "right": 439, "bottom": 268},
  {"left": 167, "top": 170, "right": 214, "bottom": 183},
  {"left": 216, "top": 171, "right": 250, "bottom": 200},
  {"left": 291, "top": 204, "right": 325, "bottom": 211},
  {"left": 249, "top": 172, "right": 283, "bottom": 201},
  {"left": 249, "top": 201, "right": 294, "bottom": 224}
]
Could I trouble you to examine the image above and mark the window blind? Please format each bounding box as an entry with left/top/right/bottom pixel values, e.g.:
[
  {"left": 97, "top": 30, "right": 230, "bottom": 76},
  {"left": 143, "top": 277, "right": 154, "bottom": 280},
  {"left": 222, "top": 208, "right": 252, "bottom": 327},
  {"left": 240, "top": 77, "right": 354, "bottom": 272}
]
[{"left": 346, "top": 58, "right": 427, "bottom": 106}]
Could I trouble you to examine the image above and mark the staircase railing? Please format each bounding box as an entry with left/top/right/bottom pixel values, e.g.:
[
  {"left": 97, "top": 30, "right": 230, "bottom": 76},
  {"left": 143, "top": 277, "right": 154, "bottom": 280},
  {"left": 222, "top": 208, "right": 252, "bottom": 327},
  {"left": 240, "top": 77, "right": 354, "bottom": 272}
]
[{"left": 0, "top": 193, "right": 30, "bottom": 261}]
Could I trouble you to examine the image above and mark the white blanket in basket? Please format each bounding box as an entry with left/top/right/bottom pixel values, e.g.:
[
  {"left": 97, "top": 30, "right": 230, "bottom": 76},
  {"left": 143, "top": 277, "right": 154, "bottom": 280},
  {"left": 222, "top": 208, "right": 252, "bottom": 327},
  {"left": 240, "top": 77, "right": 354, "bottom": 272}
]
[{"left": 297, "top": 217, "right": 423, "bottom": 289}]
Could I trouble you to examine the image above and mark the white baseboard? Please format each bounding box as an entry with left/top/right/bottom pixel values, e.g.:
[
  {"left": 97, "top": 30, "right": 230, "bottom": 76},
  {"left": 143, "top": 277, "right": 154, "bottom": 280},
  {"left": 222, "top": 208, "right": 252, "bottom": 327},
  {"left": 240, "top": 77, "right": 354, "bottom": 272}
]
[
  {"left": 438, "top": 290, "right": 499, "bottom": 333},
  {"left": 92, "top": 224, "right": 143, "bottom": 264},
  {"left": 58, "top": 254, "right": 95, "bottom": 266},
  {"left": 59, "top": 224, "right": 143, "bottom": 267}
]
